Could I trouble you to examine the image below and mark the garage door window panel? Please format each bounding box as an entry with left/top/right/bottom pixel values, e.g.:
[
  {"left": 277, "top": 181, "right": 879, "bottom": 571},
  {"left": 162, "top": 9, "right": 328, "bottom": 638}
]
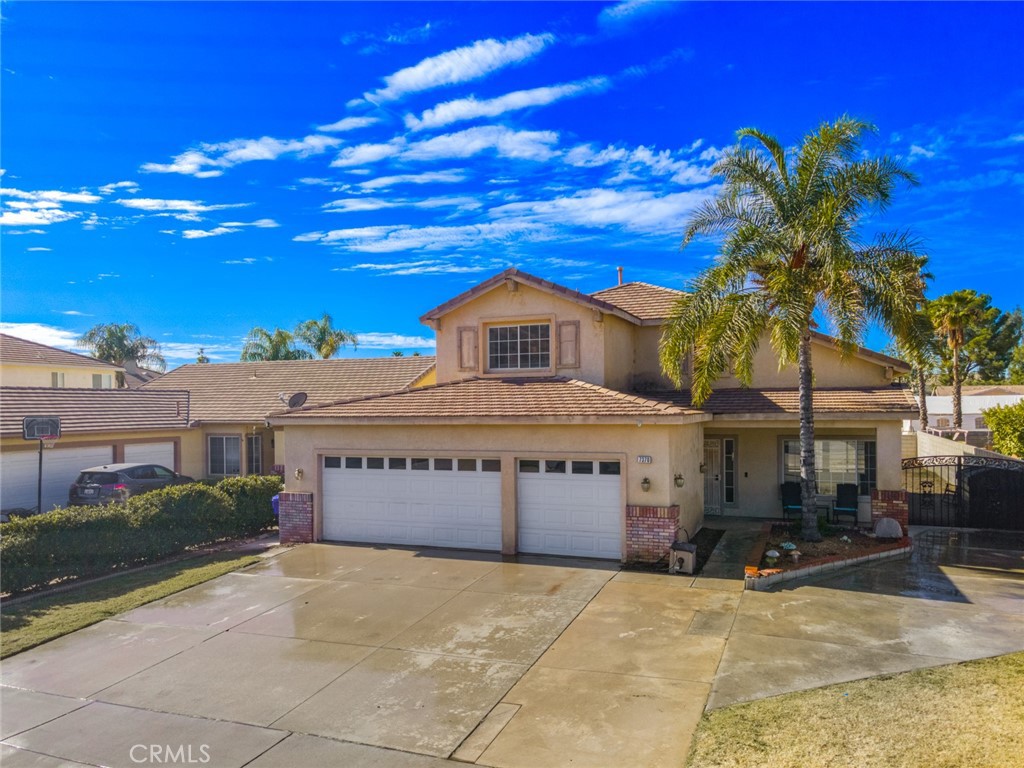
[
  {"left": 458, "top": 459, "right": 477, "bottom": 472},
  {"left": 389, "top": 458, "right": 407, "bottom": 470},
  {"left": 434, "top": 458, "right": 453, "bottom": 470}
]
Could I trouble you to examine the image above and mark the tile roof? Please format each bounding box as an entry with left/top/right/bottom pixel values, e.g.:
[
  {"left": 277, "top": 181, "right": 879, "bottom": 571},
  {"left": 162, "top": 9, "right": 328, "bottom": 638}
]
[
  {"left": 933, "top": 384, "right": 1024, "bottom": 397},
  {"left": 272, "top": 376, "right": 706, "bottom": 424},
  {"left": 0, "top": 387, "right": 191, "bottom": 437},
  {"left": 419, "top": 268, "right": 642, "bottom": 326},
  {"left": 590, "top": 282, "right": 683, "bottom": 322},
  {"left": 0, "top": 333, "right": 122, "bottom": 371},
  {"left": 143, "top": 356, "right": 436, "bottom": 423},
  {"left": 643, "top": 386, "right": 919, "bottom": 415}
]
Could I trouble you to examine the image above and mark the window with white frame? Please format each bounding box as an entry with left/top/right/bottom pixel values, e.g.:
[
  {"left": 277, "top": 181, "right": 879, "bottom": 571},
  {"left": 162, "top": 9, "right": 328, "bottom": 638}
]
[
  {"left": 51, "top": 372, "right": 65, "bottom": 388},
  {"left": 209, "top": 435, "right": 241, "bottom": 476},
  {"left": 246, "top": 435, "right": 262, "bottom": 475},
  {"left": 92, "top": 373, "right": 112, "bottom": 389},
  {"left": 782, "top": 438, "right": 876, "bottom": 496},
  {"left": 487, "top": 323, "right": 550, "bottom": 370}
]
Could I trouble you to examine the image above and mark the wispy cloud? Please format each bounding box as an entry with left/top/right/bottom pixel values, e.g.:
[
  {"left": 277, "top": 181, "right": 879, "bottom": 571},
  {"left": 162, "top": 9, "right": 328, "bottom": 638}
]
[
  {"left": 98, "top": 180, "right": 140, "bottom": 195},
  {"left": 27, "top": 246, "right": 52, "bottom": 251},
  {"left": 599, "top": 0, "right": 677, "bottom": 29},
  {"left": 55, "top": 310, "right": 91, "bottom": 316},
  {"left": 180, "top": 219, "right": 279, "bottom": 239},
  {"left": 405, "top": 77, "right": 610, "bottom": 131},
  {"left": 323, "top": 196, "right": 481, "bottom": 213},
  {"left": 141, "top": 135, "right": 341, "bottom": 178},
  {"left": 295, "top": 220, "right": 550, "bottom": 252},
  {"left": 335, "top": 259, "right": 504, "bottom": 277},
  {"left": 565, "top": 142, "right": 712, "bottom": 185},
  {"left": 404, "top": 125, "right": 560, "bottom": 162},
  {"left": 341, "top": 21, "right": 438, "bottom": 54},
  {"left": 4, "top": 228, "right": 47, "bottom": 235},
  {"left": 315, "top": 116, "right": 380, "bottom": 132},
  {"left": 353, "top": 331, "right": 437, "bottom": 349},
  {"left": 222, "top": 257, "right": 258, "bottom": 265},
  {"left": 1, "top": 188, "right": 101, "bottom": 204},
  {"left": 358, "top": 170, "right": 468, "bottom": 191},
  {"left": 330, "top": 140, "right": 406, "bottom": 167},
  {"left": 114, "top": 198, "right": 251, "bottom": 213},
  {"left": 0, "top": 322, "right": 81, "bottom": 350},
  {"left": 365, "top": 33, "right": 554, "bottom": 103},
  {"left": 0, "top": 187, "right": 99, "bottom": 227}
]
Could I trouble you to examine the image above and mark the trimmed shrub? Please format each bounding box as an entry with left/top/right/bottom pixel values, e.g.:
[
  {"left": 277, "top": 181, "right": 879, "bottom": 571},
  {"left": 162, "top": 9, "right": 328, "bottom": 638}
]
[{"left": 216, "top": 475, "right": 283, "bottom": 535}]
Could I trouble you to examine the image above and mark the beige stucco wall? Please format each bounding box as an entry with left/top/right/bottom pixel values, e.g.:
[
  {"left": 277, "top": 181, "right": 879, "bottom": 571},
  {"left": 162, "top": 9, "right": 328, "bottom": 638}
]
[
  {"left": 1, "top": 363, "right": 117, "bottom": 389},
  {"left": 189, "top": 424, "right": 277, "bottom": 480},
  {"left": 703, "top": 418, "right": 903, "bottom": 522},
  {"left": 280, "top": 421, "right": 704, "bottom": 559},
  {"left": 714, "top": 339, "right": 893, "bottom": 389},
  {"left": 431, "top": 282, "right": 620, "bottom": 386},
  {"left": 632, "top": 326, "right": 677, "bottom": 390},
  {"left": 668, "top": 424, "right": 704, "bottom": 538},
  {"left": 601, "top": 316, "right": 635, "bottom": 391}
]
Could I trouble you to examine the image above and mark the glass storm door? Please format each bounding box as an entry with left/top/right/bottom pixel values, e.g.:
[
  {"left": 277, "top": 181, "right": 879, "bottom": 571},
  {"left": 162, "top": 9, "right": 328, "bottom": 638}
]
[{"left": 703, "top": 439, "right": 722, "bottom": 515}]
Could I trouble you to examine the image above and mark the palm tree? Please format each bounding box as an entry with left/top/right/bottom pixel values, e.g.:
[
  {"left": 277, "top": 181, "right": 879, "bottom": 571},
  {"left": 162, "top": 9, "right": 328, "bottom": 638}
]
[
  {"left": 929, "top": 290, "right": 986, "bottom": 429},
  {"left": 240, "top": 327, "right": 313, "bottom": 361},
  {"left": 294, "top": 313, "right": 357, "bottom": 359},
  {"left": 660, "top": 116, "right": 927, "bottom": 541},
  {"left": 77, "top": 323, "right": 166, "bottom": 387}
]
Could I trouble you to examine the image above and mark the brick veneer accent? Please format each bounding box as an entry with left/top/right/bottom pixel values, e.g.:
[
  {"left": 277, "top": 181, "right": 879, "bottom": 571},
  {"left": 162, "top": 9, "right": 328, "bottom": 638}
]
[
  {"left": 279, "top": 492, "right": 314, "bottom": 544},
  {"left": 625, "top": 504, "right": 679, "bottom": 563},
  {"left": 871, "top": 489, "right": 908, "bottom": 536}
]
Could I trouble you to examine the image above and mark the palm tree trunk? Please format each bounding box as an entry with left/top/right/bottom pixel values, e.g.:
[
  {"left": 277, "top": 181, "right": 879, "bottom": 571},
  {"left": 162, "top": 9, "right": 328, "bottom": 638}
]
[
  {"left": 917, "top": 367, "right": 928, "bottom": 429},
  {"left": 798, "top": 331, "right": 822, "bottom": 542},
  {"left": 952, "top": 347, "right": 963, "bottom": 430}
]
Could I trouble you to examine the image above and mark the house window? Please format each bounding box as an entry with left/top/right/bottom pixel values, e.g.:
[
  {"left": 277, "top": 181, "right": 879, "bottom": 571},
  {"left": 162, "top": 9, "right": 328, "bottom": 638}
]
[
  {"left": 723, "top": 438, "right": 737, "bottom": 504},
  {"left": 51, "top": 372, "right": 65, "bottom": 388},
  {"left": 487, "top": 324, "right": 550, "bottom": 370},
  {"left": 936, "top": 417, "right": 950, "bottom": 428},
  {"left": 782, "top": 438, "right": 876, "bottom": 496},
  {"left": 209, "top": 436, "right": 241, "bottom": 476},
  {"left": 975, "top": 417, "right": 987, "bottom": 430},
  {"left": 247, "top": 435, "right": 262, "bottom": 475},
  {"left": 92, "top": 373, "right": 112, "bottom": 389}
]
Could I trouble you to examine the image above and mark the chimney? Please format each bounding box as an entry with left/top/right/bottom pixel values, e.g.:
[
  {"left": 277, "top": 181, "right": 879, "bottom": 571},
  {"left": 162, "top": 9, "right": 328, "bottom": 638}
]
[{"left": 617, "top": 266, "right": 623, "bottom": 285}]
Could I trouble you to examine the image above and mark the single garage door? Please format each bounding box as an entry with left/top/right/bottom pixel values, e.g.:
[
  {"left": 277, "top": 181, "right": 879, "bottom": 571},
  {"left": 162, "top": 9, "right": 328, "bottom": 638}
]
[
  {"left": 1, "top": 445, "right": 114, "bottom": 513},
  {"left": 124, "top": 442, "right": 175, "bottom": 469},
  {"left": 517, "top": 458, "right": 623, "bottom": 559},
  {"left": 322, "top": 455, "right": 503, "bottom": 550}
]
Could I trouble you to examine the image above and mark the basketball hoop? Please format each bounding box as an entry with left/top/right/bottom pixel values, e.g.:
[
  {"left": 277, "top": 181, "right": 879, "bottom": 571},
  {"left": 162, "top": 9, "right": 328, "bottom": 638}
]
[{"left": 40, "top": 435, "right": 58, "bottom": 449}]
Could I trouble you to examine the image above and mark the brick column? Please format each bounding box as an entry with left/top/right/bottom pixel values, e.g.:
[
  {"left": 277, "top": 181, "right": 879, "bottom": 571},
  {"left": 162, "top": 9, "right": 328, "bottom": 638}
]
[
  {"left": 279, "top": 492, "right": 314, "bottom": 544},
  {"left": 871, "top": 489, "right": 908, "bottom": 536},
  {"left": 625, "top": 504, "right": 679, "bottom": 563}
]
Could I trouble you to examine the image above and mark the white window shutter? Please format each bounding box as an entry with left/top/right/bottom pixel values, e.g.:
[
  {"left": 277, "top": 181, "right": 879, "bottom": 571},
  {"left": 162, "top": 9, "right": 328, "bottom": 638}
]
[
  {"left": 557, "top": 320, "right": 580, "bottom": 368},
  {"left": 458, "top": 327, "right": 478, "bottom": 371}
]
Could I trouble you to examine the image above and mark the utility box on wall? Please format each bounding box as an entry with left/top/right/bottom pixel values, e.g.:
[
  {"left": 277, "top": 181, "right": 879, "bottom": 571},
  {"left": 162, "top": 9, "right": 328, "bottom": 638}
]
[{"left": 668, "top": 540, "right": 697, "bottom": 574}]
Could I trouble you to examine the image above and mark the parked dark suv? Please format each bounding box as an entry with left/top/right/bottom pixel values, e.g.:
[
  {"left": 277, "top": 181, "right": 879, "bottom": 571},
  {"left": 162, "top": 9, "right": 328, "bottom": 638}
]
[{"left": 68, "top": 463, "right": 194, "bottom": 506}]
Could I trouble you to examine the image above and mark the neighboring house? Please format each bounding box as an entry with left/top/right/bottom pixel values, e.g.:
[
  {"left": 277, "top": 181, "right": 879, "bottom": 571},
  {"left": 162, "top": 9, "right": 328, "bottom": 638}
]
[
  {"left": 0, "top": 333, "right": 121, "bottom": 389},
  {"left": 271, "top": 268, "right": 915, "bottom": 562},
  {"left": 142, "top": 357, "right": 436, "bottom": 481},
  {"left": 912, "top": 385, "right": 1024, "bottom": 447},
  {"left": 122, "top": 360, "right": 163, "bottom": 389},
  {"left": 0, "top": 387, "right": 191, "bottom": 513}
]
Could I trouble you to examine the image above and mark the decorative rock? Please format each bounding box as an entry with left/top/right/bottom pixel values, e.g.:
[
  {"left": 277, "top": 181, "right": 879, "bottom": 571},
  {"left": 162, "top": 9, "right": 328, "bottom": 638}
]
[{"left": 874, "top": 517, "right": 903, "bottom": 539}]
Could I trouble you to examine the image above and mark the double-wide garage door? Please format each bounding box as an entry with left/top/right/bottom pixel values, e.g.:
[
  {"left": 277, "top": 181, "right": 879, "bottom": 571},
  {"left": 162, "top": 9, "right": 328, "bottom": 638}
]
[
  {"left": 321, "top": 454, "right": 623, "bottom": 559},
  {"left": 1, "top": 445, "right": 113, "bottom": 513}
]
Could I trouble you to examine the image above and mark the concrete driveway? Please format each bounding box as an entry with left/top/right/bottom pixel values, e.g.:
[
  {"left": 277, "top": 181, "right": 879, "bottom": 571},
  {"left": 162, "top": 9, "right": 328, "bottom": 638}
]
[{"left": 3, "top": 527, "right": 1023, "bottom": 768}]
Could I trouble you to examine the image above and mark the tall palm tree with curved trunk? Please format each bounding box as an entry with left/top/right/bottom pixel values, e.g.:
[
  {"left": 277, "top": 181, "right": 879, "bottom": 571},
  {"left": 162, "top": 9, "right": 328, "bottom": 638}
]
[
  {"left": 294, "top": 313, "right": 357, "bottom": 359},
  {"left": 660, "top": 116, "right": 928, "bottom": 541},
  {"left": 77, "top": 323, "right": 166, "bottom": 387},
  {"left": 929, "top": 290, "right": 986, "bottom": 429},
  {"left": 240, "top": 327, "right": 313, "bottom": 361}
]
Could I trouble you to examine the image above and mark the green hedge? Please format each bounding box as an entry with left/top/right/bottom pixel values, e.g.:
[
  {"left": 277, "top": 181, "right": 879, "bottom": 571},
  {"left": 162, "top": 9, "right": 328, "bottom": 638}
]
[{"left": 0, "top": 476, "right": 282, "bottom": 594}]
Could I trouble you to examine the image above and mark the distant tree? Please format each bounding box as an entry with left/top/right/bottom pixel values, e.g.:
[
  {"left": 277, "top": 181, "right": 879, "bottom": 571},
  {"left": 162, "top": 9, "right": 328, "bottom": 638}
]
[
  {"left": 931, "top": 293, "right": 1021, "bottom": 385},
  {"left": 294, "top": 312, "right": 357, "bottom": 359},
  {"left": 240, "top": 327, "right": 313, "bottom": 361},
  {"left": 929, "top": 291, "right": 989, "bottom": 429},
  {"left": 660, "top": 116, "right": 927, "bottom": 542},
  {"left": 412, "top": 351, "right": 421, "bottom": 357},
  {"left": 77, "top": 323, "right": 166, "bottom": 387},
  {"left": 982, "top": 401, "right": 1024, "bottom": 457},
  {"left": 1008, "top": 344, "right": 1024, "bottom": 384},
  {"left": 196, "top": 348, "right": 210, "bottom": 364},
  {"left": 888, "top": 303, "right": 937, "bottom": 429},
  {"left": 392, "top": 350, "right": 405, "bottom": 357}
]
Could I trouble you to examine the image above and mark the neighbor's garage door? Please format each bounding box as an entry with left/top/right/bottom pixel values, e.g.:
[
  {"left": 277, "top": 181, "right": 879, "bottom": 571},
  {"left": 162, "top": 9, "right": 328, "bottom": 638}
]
[
  {"left": 322, "top": 455, "right": 502, "bottom": 550},
  {"left": 1, "top": 445, "right": 114, "bottom": 513},
  {"left": 517, "top": 458, "right": 623, "bottom": 559},
  {"left": 124, "top": 442, "right": 175, "bottom": 469}
]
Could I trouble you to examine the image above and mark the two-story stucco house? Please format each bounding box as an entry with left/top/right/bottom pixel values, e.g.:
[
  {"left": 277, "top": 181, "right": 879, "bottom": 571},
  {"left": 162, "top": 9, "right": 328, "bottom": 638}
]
[{"left": 272, "top": 268, "right": 916, "bottom": 562}]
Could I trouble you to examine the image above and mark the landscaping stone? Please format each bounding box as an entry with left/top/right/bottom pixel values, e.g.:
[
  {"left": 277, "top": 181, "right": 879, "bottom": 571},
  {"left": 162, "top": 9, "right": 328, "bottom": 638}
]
[{"left": 874, "top": 517, "right": 904, "bottom": 539}]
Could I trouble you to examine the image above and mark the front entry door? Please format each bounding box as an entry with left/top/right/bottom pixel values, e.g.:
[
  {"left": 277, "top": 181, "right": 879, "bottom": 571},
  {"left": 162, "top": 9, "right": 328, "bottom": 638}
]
[{"left": 703, "top": 439, "right": 722, "bottom": 515}]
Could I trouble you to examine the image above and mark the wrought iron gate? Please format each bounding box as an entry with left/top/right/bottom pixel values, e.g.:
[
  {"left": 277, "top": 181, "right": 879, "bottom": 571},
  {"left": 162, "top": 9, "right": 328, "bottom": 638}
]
[{"left": 902, "top": 455, "right": 1024, "bottom": 530}]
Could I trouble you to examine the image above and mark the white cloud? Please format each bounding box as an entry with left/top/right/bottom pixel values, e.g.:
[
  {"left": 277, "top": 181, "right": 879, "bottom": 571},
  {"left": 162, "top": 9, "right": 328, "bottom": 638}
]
[
  {"left": 1, "top": 188, "right": 101, "bottom": 204},
  {"left": 351, "top": 331, "right": 437, "bottom": 349},
  {"left": 222, "top": 258, "right": 258, "bottom": 265},
  {"left": 160, "top": 341, "right": 241, "bottom": 364},
  {"left": 56, "top": 310, "right": 91, "bottom": 316},
  {"left": 404, "top": 125, "right": 560, "bottom": 162},
  {"left": 27, "top": 246, "right": 52, "bottom": 251},
  {"left": 323, "top": 196, "right": 481, "bottom": 213},
  {"left": 330, "top": 140, "right": 406, "bottom": 167},
  {"left": 358, "top": 170, "right": 468, "bottom": 190},
  {"left": 0, "top": 208, "right": 79, "bottom": 226},
  {"left": 335, "top": 259, "right": 502, "bottom": 276},
  {"left": 4, "top": 228, "right": 47, "bottom": 235},
  {"left": 0, "top": 322, "right": 81, "bottom": 350},
  {"left": 405, "top": 77, "right": 610, "bottom": 130},
  {"left": 98, "top": 180, "right": 140, "bottom": 195},
  {"left": 908, "top": 144, "right": 937, "bottom": 162},
  {"left": 141, "top": 135, "right": 341, "bottom": 177},
  {"left": 0, "top": 187, "right": 98, "bottom": 227},
  {"left": 219, "top": 218, "right": 280, "bottom": 228},
  {"left": 599, "top": 0, "right": 673, "bottom": 28},
  {"left": 566, "top": 142, "right": 713, "bottom": 185},
  {"left": 316, "top": 116, "right": 380, "bottom": 132},
  {"left": 295, "top": 220, "right": 549, "bottom": 253},
  {"left": 181, "top": 226, "right": 239, "bottom": 239},
  {"left": 367, "top": 33, "right": 554, "bottom": 102},
  {"left": 490, "top": 187, "right": 718, "bottom": 235},
  {"left": 114, "top": 198, "right": 250, "bottom": 213}
]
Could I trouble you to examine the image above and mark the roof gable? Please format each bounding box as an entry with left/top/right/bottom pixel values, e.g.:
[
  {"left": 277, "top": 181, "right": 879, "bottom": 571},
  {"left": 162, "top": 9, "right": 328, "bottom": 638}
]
[
  {"left": 0, "top": 333, "right": 122, "bottom": 371},
  {"left": 419, "top": 268, "right": 641, "bottom": 326},
  {"left": 590, "top": 282, "right": 683, "bottom": 323}
]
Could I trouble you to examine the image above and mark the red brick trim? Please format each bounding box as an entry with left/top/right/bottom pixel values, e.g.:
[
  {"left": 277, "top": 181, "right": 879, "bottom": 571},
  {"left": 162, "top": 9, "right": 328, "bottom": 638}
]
[
  {"left": 870, "top": 489, "right": 908, "bottom": 536},
  {"left": 625, "top": 504, "right": 679, "bottom": 563},
  {"left": 279, "top": 491, "right": 314, "bottom": 544}
]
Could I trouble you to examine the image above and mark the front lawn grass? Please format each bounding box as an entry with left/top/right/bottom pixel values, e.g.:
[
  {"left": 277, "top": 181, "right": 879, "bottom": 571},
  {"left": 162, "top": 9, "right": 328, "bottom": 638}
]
[
  {"left": 0, "top": 551, "right": 260, "bottom": 658},
  {"left": 687, "top": 652, "right": 1024, "bottom": 768}
]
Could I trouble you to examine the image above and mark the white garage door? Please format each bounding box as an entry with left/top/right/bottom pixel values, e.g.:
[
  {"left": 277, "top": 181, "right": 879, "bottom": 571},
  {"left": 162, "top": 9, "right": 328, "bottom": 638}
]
[
  {"left": 124, "top": 442, "right": 175, "bottom": 469},
  {"left": 1, "top": 445, "right": 114, "bottom": 513},
  {"left": 322, "top": 456, "right": 503, "bottom": 550},
  {"left": 517, "top": 458, "right": 623, "bottom": 560}
]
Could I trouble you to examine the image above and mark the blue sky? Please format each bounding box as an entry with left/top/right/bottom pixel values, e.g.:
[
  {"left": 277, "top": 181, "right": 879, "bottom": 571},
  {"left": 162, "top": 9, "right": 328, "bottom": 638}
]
[{"left": 2, "top": 1, "right": 1022, "bottom": 367}]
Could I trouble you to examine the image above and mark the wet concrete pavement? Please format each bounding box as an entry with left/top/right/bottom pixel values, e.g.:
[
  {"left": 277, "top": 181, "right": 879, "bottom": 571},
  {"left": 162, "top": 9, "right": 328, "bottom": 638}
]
[{"left": 3, "top": 526, "right": 1023, "bottom": 767}]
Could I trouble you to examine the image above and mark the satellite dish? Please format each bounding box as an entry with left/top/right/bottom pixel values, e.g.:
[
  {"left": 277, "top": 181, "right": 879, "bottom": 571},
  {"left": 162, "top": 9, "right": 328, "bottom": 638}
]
[{"left": 287, "top": 392, "right": 308, "bottom": 409}]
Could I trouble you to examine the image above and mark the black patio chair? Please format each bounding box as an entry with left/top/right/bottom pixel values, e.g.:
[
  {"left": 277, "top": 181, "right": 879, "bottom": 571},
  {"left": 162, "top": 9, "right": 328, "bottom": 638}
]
[
  {"left": 832, "top": 483, "right": 859, "bottom": 525},
  {"left": 780, "top": 481, "right": 802, "bottom": 520}
]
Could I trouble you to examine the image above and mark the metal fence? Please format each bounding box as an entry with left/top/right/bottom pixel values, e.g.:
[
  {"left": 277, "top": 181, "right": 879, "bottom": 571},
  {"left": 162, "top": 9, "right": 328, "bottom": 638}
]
[{"left": 902, "top": 455, "right": 1024, "bottom": 530}]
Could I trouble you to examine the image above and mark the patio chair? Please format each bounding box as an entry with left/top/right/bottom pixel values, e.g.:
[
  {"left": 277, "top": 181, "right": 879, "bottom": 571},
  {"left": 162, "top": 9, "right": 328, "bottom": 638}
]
[
  {"left": 832, "top": 483, "right": 859, "bottom": 525},
  {"left": 780, "top": 481, "right": 802, "bottom": 520}
]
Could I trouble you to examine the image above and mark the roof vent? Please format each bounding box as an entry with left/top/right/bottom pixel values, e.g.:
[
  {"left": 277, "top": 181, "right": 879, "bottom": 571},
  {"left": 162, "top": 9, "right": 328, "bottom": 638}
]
[{"left": 617, "top": 266, "right": 623, "bottom": 285}]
